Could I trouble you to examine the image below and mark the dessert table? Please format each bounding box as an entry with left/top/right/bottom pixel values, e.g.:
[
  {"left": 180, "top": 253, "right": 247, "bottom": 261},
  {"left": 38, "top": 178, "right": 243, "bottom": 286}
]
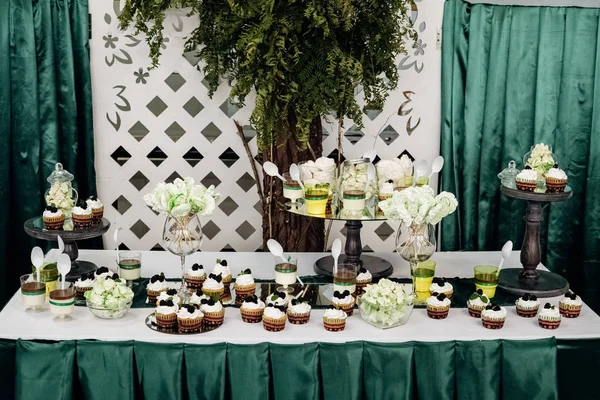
[{"left": 0, "top": 250, "right": 599, "bottom": 400}]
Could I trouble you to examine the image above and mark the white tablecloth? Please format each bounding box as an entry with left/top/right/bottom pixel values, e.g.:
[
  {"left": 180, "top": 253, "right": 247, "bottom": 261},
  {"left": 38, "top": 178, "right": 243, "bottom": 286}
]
[{"left": 0, "top": 250, "right": 598, "bottom": 344}]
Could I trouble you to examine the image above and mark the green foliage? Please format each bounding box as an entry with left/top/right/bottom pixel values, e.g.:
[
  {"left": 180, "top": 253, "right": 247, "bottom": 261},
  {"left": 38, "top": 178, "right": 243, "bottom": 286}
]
[{"left": 119, "top": 0, "right": 416, "bottom": 150}]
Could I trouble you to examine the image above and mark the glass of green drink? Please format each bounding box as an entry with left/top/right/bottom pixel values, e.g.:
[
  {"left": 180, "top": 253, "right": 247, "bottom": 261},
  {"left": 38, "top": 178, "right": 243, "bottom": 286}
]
[
  {"left": 413, "top": 260, "right": 436, "bottom": 302},
  {"left": 304, "top": 183, "right": 330, "bottom": 215},
  {"left": 474, "top": 265, "right": 500, "bottom": 298}
]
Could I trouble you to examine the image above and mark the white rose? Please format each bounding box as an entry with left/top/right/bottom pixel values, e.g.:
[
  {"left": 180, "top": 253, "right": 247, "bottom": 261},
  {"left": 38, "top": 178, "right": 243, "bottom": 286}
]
[
  {"left": 105, "top": 296, "right": 118, "bottom": 310},
  {"left": 171, "top": 203, "right": 192, "bottom": 218},
  {"left": 89, "top": 293, "right": 103, "bottom": 306}
]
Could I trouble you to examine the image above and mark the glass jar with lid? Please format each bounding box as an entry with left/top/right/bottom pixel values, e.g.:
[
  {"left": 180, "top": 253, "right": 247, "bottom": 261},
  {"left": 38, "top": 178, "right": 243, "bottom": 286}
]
[
  {"left": 339, "top": 158, "right": 375, "bottom": 212},
  {"left": 45, "top": 163, "right": 78, "bottom": 220}
]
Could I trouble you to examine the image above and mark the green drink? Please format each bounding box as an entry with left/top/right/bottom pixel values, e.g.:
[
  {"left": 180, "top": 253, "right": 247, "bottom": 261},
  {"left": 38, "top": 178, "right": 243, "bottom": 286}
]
[{"left": 412, "top": 260, "right": 436, "bottom": 301}]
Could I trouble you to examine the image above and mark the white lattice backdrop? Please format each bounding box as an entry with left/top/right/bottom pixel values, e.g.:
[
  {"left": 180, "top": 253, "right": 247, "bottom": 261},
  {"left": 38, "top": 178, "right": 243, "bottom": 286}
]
[{"left": 91, "top": 0, "right": 444, "bottom": 252}]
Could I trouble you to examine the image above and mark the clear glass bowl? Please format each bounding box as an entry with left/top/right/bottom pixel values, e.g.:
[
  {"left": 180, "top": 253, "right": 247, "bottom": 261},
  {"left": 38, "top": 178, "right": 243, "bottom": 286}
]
[
  {"left": 358, "top": 297, "right": 414, "bottom": 329},
  {"left": 86, "top": 300, "right": 132, "bottom": 319}
]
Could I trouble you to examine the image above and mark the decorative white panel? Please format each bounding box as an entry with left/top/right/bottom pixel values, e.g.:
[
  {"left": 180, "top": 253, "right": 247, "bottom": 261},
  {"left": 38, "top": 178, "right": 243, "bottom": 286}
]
[{"left": 90, "top": 0, "right": 443, "bottom": 252}]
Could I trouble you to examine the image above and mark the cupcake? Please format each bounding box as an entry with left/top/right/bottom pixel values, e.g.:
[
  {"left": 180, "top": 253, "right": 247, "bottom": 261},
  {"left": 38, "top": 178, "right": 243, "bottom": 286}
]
[
  {"left": 72, "top": 203, "right": 94, "bottom": 229},
  {"left": 262, "top": 305, "right": 287, "bottom": 332},
  {"left": 538, "top": 303, "right": 561, "bottom": 329},
  {"left": 202, "top": 273, "right": 225, "bottom": 300},
  {"left": 199, "top": 298, "right": 225, "bottom": 330},
  {"left": 426, "top": 292, "right": 451, "bottom": 319},
  {"left": 185, "top": 263, "right": 206, "bottom": 290},
  {"left": 430, "top": 278, "right": 454, "bottom": 298},
  {"left": 240, "top": 294, "right": 266, "bottom": 323},
  {"left": 146, "top": 273, "right": 168, "bottom": 302},
  {"left": 515, "top": 293, "right": 540, "bottom": 318},
  {"left": 189, "top": 290, "right": 211, "bottom": 308},
  {"left": 287, "top": 298, "right": 312, "bottom": 324},
  {"left": 234, "top": 268, "right": 256, "bottom": 305},
  {"left": 481, "top": 305, "right": 507, "bottom": 329},
  {"left": 43, "top": 206, "right": 64, "bottom": 230},
  {"left": 267, "top": 291, "right": 289, "bottom": 310},
  {"left": 559, "top": 291, "right": 582, "bottom": 318},
  {"left": 74, "top": 273, "right": 94, "bottom": 298},
  {"left": 355, "top": 267, "right": 372, "bottom": 296},
  {"left": 377, "top": 180, "right": 394, "bottom": 216},
  {"left": 515, "top": 166, "right": 538, "bottom": 192},
  {"left": 94, "top": 266, "right": 112, "bottom": 280},
  {"left": 545, "top": 164, "right": 567, "bottom": 193},
  {"left": 86, "top": 196, "right": 104, "bottom": 224},
  {"left": 322, "top": 306, "right": 347, "bottom": 332},
  {"left": 155, "top": 299, "right": 178, "bottom": 329},
  {"left": 331, "top": 290, "right": 355, "bottom": 316},
  {"left": 212, "top": 259, "right": 232, "bottom": 285},
  {"left": 177, "top": 304, "right": 203, "bottom": 333},
  {"left": 156, "top": 289, "right": 182, "bottom": 307},
  {"left": 467, "top": 289, "right": 489, "bottom": 318}
]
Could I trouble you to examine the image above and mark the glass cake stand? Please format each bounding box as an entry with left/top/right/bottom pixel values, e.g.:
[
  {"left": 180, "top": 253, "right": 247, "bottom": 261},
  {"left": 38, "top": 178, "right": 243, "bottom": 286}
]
[
  {"left": 498, "top": 185, "right": 572, "bottom": 297},
  {"left": 286, "top": 200, "right": 393, "bottom": 278},
  {"left": 24, "top": 217, "right": 111, "bottom": 281}
]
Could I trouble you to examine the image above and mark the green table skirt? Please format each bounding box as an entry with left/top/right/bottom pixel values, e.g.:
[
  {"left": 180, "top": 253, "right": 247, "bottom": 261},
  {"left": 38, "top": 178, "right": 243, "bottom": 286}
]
[{"left": 0, "top": 338, "right": 597, "bottom": 400}]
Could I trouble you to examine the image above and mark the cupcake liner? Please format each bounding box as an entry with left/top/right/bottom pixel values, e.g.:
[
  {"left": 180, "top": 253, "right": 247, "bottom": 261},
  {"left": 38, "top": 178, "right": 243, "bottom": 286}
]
[
  {"left": 220, "top": 288, "right": 233, "bottom": 303},
  {"left": 185, "top": 276, "right": 205, "bottom": 290},
  {"left": 559, "top": 304, "right": 581, "bottom": 318},
  {"left": 468, "top": 305, "right": 484, "bottom": 318},
  {"left": 538, "top": 316, "right": 561, "bottom": 329},
  {"left": 202, "top": 287, "right": 225, "bottom": 300},
  {"left": 427, "top": 304, "right": 450, "bottom": 320},
  {"left": 355, "top": 282, "right": 371, "bottom": 296},
  {"left": 177, "top": 316, "right": 203, "bottom": 333},
  {"left": 482, "top": 317, "right": 505, "bottom": 329},
  {"left": 516, "top": 180, "right": 536, "bottom": 192},
  {"left": 155, "top": 312, "right": 177, "bottom": 328},
  {"left": 222, "top": 275, "right": 233, "bottom": 284},
  {"left": 75, "top": 286, "right": 92, "bottom": 298},
  {"left": 545, "top": 177, "right": 567, "bottom": 193},
  {"left": 43, "top": 214, "right": 65, "bottom": 230},
  {"left": 202, "top": 309, "right": 225, "bottom": 329},
  {"left": 146, "top": 288, "right": 165, "bottom": 302},
  {"left": 287, "top": 311, "right": 311, "bottom": 325},
  {"left": 234, "top": 283, "right": 256, "bottom": 296},
  {"left": 240, "top": 307, "right": 264, "bottom": 323},
  {"left": 332, "top": 301, "right": 355, "bottom": 317},
  {"left": 92, "top": 207, "right": 104, "bottom": 223},
  {"left": 73, "top": 213, "right": 94, "bottom": 229},
  {"left": 323, "top": 317, "right": 346, "bottom": 332},
  {"left": 516, "top": 307, "right": 539, "bottom": 318},
  {"left": 263, "top": 315, "right": 287, "bottom": 332}
]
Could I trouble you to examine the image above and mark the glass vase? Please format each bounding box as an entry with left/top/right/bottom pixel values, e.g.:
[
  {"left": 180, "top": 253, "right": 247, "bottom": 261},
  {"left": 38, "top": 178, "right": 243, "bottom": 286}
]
[
  {"left": 395, "top": 222, "right": 436, "bottom": 301},
  {"left": 162, "top": 213, "right": 203, "bottom": 298}
]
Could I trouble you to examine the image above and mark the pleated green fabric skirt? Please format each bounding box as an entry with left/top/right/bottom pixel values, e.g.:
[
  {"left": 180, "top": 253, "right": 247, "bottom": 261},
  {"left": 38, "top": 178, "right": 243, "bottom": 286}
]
[{"left": 1, "top": 338, "right": 597, "bottom": 400}]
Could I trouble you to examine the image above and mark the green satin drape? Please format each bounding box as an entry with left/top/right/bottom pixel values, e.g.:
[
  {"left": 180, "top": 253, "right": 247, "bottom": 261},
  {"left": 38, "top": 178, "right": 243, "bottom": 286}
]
[
  {"left": 440, "top": 0, "right": 600, "bottom": 312},
  {"left": 0, "top": 0, "right": 96, "bottom": 308},
  {"left": 0, "top": 338, "right": 585, "bottom": 400}
]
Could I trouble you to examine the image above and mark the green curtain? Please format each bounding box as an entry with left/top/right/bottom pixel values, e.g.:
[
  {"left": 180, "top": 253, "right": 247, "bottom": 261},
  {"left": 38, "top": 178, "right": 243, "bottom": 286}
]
[
  {"left": 0, "top": 338, "right": 579, "bottom": 400},
  {"left": 440, "top": 0, "right": 600, "bottom": 312},
  {"left": 0, "top": 0, "right": 96, "bottom": 308}
]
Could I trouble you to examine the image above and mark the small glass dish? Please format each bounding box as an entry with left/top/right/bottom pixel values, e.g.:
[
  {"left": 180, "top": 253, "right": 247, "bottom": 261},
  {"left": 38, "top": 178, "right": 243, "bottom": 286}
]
[
  {"left": 86, "top": 300, "right": 132, "bottom": 319},
  {"left": 357, "top": 296, "right": 414, "bottom": 329}
]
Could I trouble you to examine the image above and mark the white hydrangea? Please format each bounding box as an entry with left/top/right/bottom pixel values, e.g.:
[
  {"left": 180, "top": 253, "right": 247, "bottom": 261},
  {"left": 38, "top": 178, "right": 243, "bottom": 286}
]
[
  {"left": 144, "top": 177, "right": 220, "bottom": 217},
  {"left": 526, "top": 143, "right": 555, "bottom": 176},
  {"left": 360, "top": 279, "right": 414, "bottom": 327},
  {"left": 46, "top": 183, "right": 75, "bottom": 210},
  {"left": 84, "top": 277, "right": 134, "bottom": 311}
]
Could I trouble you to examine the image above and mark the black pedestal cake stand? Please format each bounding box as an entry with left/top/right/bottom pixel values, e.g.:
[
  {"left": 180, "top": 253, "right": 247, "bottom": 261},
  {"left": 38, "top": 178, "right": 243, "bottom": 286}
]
[
  {"left": 24, "top": 217, "right": 111, "bottom": 281},
  {"left": 498, "top": 185, "right": 572, "bottom": 297},
  {"left": 286, "top": 203, "right": 393, "bottom": 278}
]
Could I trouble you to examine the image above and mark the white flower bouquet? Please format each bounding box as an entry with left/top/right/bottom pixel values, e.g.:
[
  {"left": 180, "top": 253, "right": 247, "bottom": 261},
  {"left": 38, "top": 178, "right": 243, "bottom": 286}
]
[
  {"left": 378, "top": 185, "right": 458, "bottom": 226},
  {"left": 525, "top": 143, "right": 555, "bottom": 176},
  {"left": 144, "top": 177, "right": 219, "bottom": 218},
  {"left": 46, "top": 182, "right": 75, "bottom": 211},
  {"left": 358, "top": 279, "right": 414, "bottom": 328},
  {"left": 84, "top": 277, "right": 134, "bottom": 319}
]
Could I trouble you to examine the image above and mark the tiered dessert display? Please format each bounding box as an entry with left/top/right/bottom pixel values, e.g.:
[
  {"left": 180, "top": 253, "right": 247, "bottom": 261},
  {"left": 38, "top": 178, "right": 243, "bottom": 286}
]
[
  {"left": 23, "top": 163, "right": 110, "bottom": 280},
  {"left": 497, "top": 144, "right": 572, "bottom": 297}
]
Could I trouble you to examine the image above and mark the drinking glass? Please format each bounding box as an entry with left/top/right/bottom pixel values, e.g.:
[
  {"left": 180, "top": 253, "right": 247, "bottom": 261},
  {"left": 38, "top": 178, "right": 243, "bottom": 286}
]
[
  {"left": 20, "top": 274, "right": 46, "bottom": 312},
  {"left": 118, "top": 251, "right": 142, "bottom": 285},
  {"left": 413, "top": 260, "right": 436, "bottom": 301},
  {"left": 474, "top": 265, "right": 500, "bottom": 298},
  {"left": 49, "top": 282, "right": 75, "bottom": 321},
  {"left": 283, "top": 173, "right": 303, "bottom": 204},
  {"left": 304, "top": 183, "right": 329, "bottom": 215},
  {"left": 274, "top": 256, "right": 298, "bottom": 294},
  {"left": 333, "top": 262, "right": 358, "bottom": 296}
]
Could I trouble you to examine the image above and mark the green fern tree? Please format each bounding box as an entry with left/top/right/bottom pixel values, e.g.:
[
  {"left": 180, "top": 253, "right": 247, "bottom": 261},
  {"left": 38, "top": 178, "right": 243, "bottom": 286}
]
[{"left": 119, "top": 0, "right": 416, "bottom": 251}]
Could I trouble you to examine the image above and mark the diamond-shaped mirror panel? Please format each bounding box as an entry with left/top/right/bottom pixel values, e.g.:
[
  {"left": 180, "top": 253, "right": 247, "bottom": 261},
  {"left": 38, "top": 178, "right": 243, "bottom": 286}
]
[
  {"left": 183, "top": 50, "right": 200, "bottom": 67},
  {"left": 219, "top": 147, "right": 239, "bottom": 167},
  {"left": 398, "top": 150, "right": 415, "bottom": 161},
  {"left": 164, "top": 72, "right": 186, "bottom": 92},
  {"left": 183, "top": 147, "right": 203, "bottom": 167},
  {"left": 111, "top": 195, "right": 132, "bottom": 215},
  {"left": 129, "top": 171, "right": 149, "bottom": 191},
  {"left": 119, "top": 243, "right": 130, "bottom": 251},
  {"left": 147, "top": 147, "right": 167, "bottom": 167},
  {"left": 380, "top": 125, "right": 399, "bottom": 145},
  {"left": 364, "top": 109, "right": 383, "bottom": 121},
  {"left": 344, "top": 125, "right": 364, "bottom": 144},
  {"left": 374, "top": 222, "right": 394, "bottom": 241},
  {"left": 220, "top": 244, "right": 236, "bottom": 252},
  {"left": 201, "top": 122, "right": 222, "bottom": 143},
  {"left": 131, "top": 219, "right": 150, "bottom": 239},
  {"left": 201, "top": 172, "right": 221, "bottom": 188},
  {"left": 111, "top": 146, "right": 131, "bottom": 166},
  {"left": 236, "top": 221, "right": 256, "bottom": 240},
  {"left": 165, "top": 122, "right": 186, "bottom": 142},
  {"left": 327, "top": 149, "right": 346, "bottom": 165},
  {"left": 363, "top": 245, "right": 374, "bottom": 252},
  {"left": 183, "top": 96, "right": 204, "bottom": 117},
  {"left": 166, "top": 171, "right": 183, "bottom": 183},
  {"left": 254, "top": 200, "right": 263, "bottom": 215},
  {"left": 243, "top": 125, "right": 256, "bottom": 141},
  {"left": 218, "top": 196, "right": 239, "bottom": 216},
  {"left": 203, "top": 220, "right": 221, "bottom": 240},
  {"left": 128, "top": 121, "right": 149, "bottom": 142},
  {"left": 237, "top": 172, "right": 255, "bottom": 192},
  {"left": 146, "top": 96, "right": 168, "bottom": 117},
  {"left": 370, "top": 155, "right": 381, "bottom": 165},
  {"left": 151, "top": 243, "right": 165, "bottom": 251},
  {"left": 220, "top": 99, "right": 240, "bottom": 118}
]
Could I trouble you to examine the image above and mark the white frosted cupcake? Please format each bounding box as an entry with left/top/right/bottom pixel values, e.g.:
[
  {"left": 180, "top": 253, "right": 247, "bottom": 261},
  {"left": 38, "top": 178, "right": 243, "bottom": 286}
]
[
  {"left": 86, "top": 196, "right": 104, "bottom": 223},
  {"left": 559, "top": 291, "right": 582, "bottom": 318},
  {"left": 156, "top": 289, "right": 182, "bottom": 307},
  {"left": 426, "top": 292, "right": 451, "bottom": 319},
  {"left": 429, "top": 278, "right": 454, "bottom": 298},
  {"left": 155, "top": 299, "right": 178, "bottom": 329},
  {"left": 538, "top": 303, "right": 561, "bottom": 329},
  {"left": 331, "top": 290, "right": 355, "bottom": 316},
  {"left": 234, "top": 268, "right": 256, "bottom": 304},
  {"left": 323, "top": 307, "right": 347, "bottom": 332},
  {"left": 177, "top": 304, "right": 203, "bottom": 333},
  {"left": 43, "top": 206, "right": 65, "bottom": 230},
  {"left": 189, "top": 290, "right": 211, "bottom": 307},
  {"left": 185, "top": 263, "right": 206, "bottom": 290},
  {"left": 545, "top": 164, "right": 567, "bottom": 193},
  {"left": 202, "top": 273, "right": 225, "bottom": 299},
  {"left": 467, "top": 289, "right": 489, "bottom": 318},
  {"left": 515, "top": 293, "right": 540, "bottom": 318},
  {"left": 515, "top": 167, "right": 538, "bottom": 192},
  {"left": 262, "top": 305, "right": 287, "bottom": 332},
  {"left": 355, "top": 267, "right": 372, "bottom": 296},
  {"left": 199, "top": 298, "right": 225, "bottom": 329},
  {"left": 72, "top": 204, "right": 93, "bottom": 229},
  {"left": 481, "top": 305, "right": 507, "bottom": 329},
  {"left": 74, "top": 273, "right": 94, "bottom": 298},
  {"left": 146, "top": 273, "right": 168, "bottom": 302},
  {"left": 287, "top": 298, "right": 312, "bottom": 324},
  {"left": 240, "top": 294, "right": 265, "bottom": 323},
  {"left": 212, "top": 259, "right": 232, "bottom": 284}
]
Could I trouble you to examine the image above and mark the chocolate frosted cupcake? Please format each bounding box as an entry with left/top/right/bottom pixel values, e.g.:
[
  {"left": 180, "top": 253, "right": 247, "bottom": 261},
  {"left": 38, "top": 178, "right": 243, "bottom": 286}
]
[
  {"left": 155, "top": 299, "right": 178, "bottom": 329},
  {"left": 515, "top": 293, "right": 540, "bottom": 318},
  {"left": 322, "top": 307, "right": 347, "bottom": 332},
  {"left": 43, "top": 206, "right": 64, "bottom": 230},
  {"left": 287, "top": 298, "right": 311, "bottom": 324},
  {"left": 147, "top": 273, "right": 168, "bottom": 302},
  {"left": 467, "top": 289, "right": 489, "bottom": 318},
  {"left": 177, "top": 304, "right": 203, "bottom": 333},
  {"left": 559, "top": 291, "right": 582, "bottom": 318},
  {"left": 199, "top": 298, "right": 225, "bottom": 330},
  {"left": 426, "top": 292, "right": 451, "bottom": 319},
  {"left": 240, "top": 294, "right": 265, "bottom": 323},
  {"left": 262, "top": 305, "right": 287, "bottom": 332},
  {"left": 538, "top": 303, "right": 561, "bottom": 329},
  {"left": 331, "top": 290, "right": 355, "bottom": 316},
  {"left": 185, "top": 263, "right": 206, "bottom": 290},
  {"left": 481, "top": 305, "right": 507, "bottom": 329}
]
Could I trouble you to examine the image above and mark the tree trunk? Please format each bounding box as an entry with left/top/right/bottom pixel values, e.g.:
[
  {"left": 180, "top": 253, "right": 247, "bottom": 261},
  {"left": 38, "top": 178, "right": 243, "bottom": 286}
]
[{"left": 261, "top": 117, "right": 324, "bottom": 252}]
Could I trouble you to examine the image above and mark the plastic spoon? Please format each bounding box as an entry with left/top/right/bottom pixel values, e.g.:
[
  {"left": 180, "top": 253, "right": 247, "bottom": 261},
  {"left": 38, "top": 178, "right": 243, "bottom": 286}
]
[
  {"left": 57, "top": 254, "right": 71, "bottom": 290},
  {"left": 267, "top": 239, "right": 304, "bottom": 286},
  {"left": 31, "top": 247, "right": 44, "bottom": 282},
  {"left": 263, "top": 162, "right": 285, "bottom": 182},
  {"left": 331, "top": 238, "right": 342, "bottom": 274},
  {"left": 414, "top": 159, "right": 428, "bottom": 183},
  {"left": 363, "top": 149, "right": 377, "bottom": 163},
  {"left": 428, "top": 156, "right": 445, "bottom": 180},
  {"left": 44, "top": 235, "right": 65, "bottom": 264},
  {"left": 365, "top": 163, "right": 376, "bottom": 191},
  {"left": 497, "top": 240, "right": 513, "bottom": 276},
  {"left": 289, "top": 163, "right": 305, "bottom": 192},
  {"left": 113, "top": 227, "right": 121, "bottom": 266}
]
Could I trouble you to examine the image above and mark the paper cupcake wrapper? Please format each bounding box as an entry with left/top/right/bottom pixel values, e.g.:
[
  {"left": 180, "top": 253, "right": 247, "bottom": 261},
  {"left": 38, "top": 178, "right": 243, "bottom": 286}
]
[
  {"left": 202, "top": 288, "right": 225, "bottom": 298},
  {"left": 538, "top": 318, "right": 561, "bottom": 329},
  {"left": 332, "top": 301, "right": 355, "bottom": 316},
  {"left": 240, "top": 307, "right": 264, "bottom": 323},
  {"left": 222, "top": 275, "right": 233, "bottom": 284},
  {"left": 468, "top": 307, "right": 482, "bottom": 318},
  {"left": 482, "top": 318, "right": 505, "bottom": 329},
  {"left": 185, "top": 276, "right": 205, "bottom": 289},
  {"left": 202, "top": 309, "right": 225, "bottom": 327},
  {"left": 427, "top": 306, "right": 449, "bottom": 320},
  {"left": 559, "top": 303, "right": 582, "bottom": 311},
  {"left": 516, "top": 307, "right": 538, "bottom": 318},
  {"left": 546, "top": 177, "right": 567, "bottom": 185},
  {"left": 234, "top": 284, "right": 256, "bottom": 295},
  {"left": 155, "top": 312, "right": 177, "bottom": 327},
  {"left": 559, "top": 304, "right": 581, "bottom": 318},
  {"left": 287, "top": 311, "right": 310, "bottom": 324},
  {"left": 177, "top": 315, "right": 203, "bottom": 330},
  {"left": 43, "top": 215, "right": 65, "bottom": 223},
  {"left": 323, "top": 317, "right": 346, "bottom": 332},
  {"left": 263, "top": 315, "right": 287, "bottom": 331},
  {"left": 72, "top": 213, "right": 93, "bottom": 221},
  {"left": 516, "top": 181, "right": 536, "bottom": 191},
  {"left": 75, "top": 286, "right": 92, "bottom": 297},
  {"left": 427, "top": 304, "right": 450, "bottom": 313}
]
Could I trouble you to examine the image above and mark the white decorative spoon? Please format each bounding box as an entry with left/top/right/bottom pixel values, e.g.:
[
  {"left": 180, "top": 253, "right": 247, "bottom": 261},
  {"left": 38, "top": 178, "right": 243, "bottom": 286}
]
[
  {"left": 263, "top": 162, "right": 285, "bottom": 182},
  {"left": 363, "top": 148, "right": 377, "bottom": 163},
  {"left": 31, "top": 247, "right": 44, "bottom": 282},
  {"left": 289, "top": 163, "right": 305, "bottom": 192},
  {"left": 331, "top": 238, "right": 342, "bottom": 274},
  {"left": 57, "top": 254, "right": 72, "bottom": 290},
  {"left": 428, "top": 156, "right": 445, "bottom": 180},
  {"left": 497, "top": 240, "right": 513, "bottom": 276}
]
